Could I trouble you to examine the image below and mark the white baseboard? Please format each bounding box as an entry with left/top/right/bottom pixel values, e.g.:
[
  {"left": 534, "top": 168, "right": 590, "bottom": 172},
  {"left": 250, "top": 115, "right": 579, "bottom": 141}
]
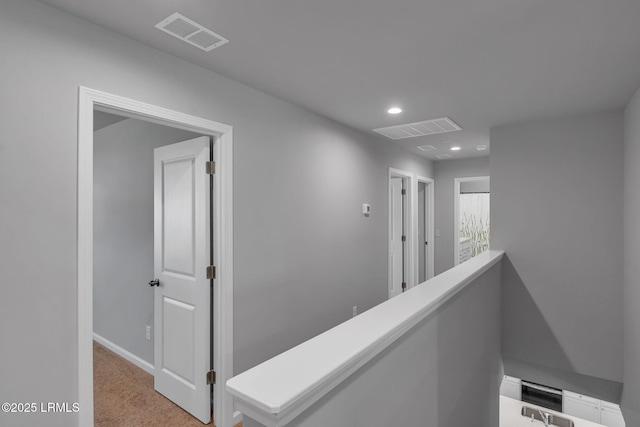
[{"left": 93, "top": 332, "right": 155, "bottom": 375}]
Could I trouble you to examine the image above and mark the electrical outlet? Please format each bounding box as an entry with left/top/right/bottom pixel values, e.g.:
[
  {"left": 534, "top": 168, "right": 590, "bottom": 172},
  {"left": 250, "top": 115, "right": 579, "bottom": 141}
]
[
  {"left": 146, "top": 325, "right": 151, "bottom": 341},
  {"left": 352, "top": 306, "right": 358, "bottom": 317}
]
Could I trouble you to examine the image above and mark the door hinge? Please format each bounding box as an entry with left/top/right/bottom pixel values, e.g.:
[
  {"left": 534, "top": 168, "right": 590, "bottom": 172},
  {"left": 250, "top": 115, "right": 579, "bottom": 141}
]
[
  {"left": 206, "top": 161, "right": 215, "bottom": 175},
  {"left": 206, "top": 265, "right": 216, "bottom": 280},
  {"left": 401, "top": 235, "right": 406, "bottom": 242},
  {"left": 401, "top": 189, "right": 406, "bottom": 195},
  {"left": 402, "top": 282, "right": 407, "bottom": 291},
  {"left": 206, "top": 370, "right": 216, "bottom": 385}
]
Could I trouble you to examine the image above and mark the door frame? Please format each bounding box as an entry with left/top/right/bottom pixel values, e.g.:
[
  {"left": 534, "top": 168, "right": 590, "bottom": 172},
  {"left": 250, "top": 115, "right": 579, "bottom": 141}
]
[
  {"left": 388, "top": 168, "right": 414, "bottom": 297},
  {"left": 453, "top": 176, "right": 489, "bottom": 266},
  {"left": 77, "top": 87, "right": 235, "bottom": 427},
  {"left": 416, "top": 176, "right": 435, "bottom": 282}
]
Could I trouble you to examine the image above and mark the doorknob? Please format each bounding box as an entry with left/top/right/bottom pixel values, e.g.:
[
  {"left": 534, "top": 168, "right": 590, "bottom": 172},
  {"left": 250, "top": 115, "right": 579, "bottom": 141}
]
[{"left": 149, "top": 279, "right": 160, "bottom": 287}]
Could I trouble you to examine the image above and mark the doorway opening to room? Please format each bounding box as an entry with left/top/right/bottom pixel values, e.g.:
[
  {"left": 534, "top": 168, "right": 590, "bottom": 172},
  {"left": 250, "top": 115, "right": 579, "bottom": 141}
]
[
  {"left": 77, "top": 88, "right": 235, "bottom": 427},
  {"left": 92, "top": 112, "right": 210, "bottom": 426},
  {"left": 388, "top": 168, "right": 413, "bottom": 298},
  {"left": 417, "top": 176, "right": 434, "bottom": 283},
  {"left": 388, "top": 169, "right": 435, "bottom": 298},
  {"left": 453, "top": 176, "right": 490, "bottom": 266}
]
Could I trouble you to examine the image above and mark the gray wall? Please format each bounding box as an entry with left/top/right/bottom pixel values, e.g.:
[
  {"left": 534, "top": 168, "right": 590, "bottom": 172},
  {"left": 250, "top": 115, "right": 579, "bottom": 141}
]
[
  {"left": 460, "top": 179, "right": 490, "bottom": 194},
  {"left": 491, "top": 110, "right": 624, "bottom": 402},
  {"left": 244, "top": 263, "right": 503, "bottom": 427},
  {"left": 622, "top": 88, "right": 640, "bottom": 425},
  {"left": 433, "top": 157, "right": 490, "bottom": 275},
  {"left": 93, "top": 118, "right": 201, "bottom": 364},
  {"left": 0, "top": 0, "right": 432, "bottom": 425}
]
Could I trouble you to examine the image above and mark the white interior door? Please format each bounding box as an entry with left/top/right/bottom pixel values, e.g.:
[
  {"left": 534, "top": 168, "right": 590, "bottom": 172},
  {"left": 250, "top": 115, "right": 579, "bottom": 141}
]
[
  {"left": 389, "top": 177, "right": 405, "bottom": 298},
  {"left": 153, "top": 136, "right": 211, "bottom": 424}
]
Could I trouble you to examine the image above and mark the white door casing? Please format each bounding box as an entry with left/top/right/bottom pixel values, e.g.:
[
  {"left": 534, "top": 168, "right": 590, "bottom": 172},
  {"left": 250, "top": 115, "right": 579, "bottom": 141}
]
[
  {"left": 388, "top": 168, "right": 421, "bottom": 297},
  {"left": 418, "top": 181, "right": 426, "bottom": 283},
  {"left": 416, "top": 176, "right": 435, "bottom": 282},
  {"left": 389, "top": 177, "right": 405, "bottom": 299},
  {"left": 78, "top": 87, "right": 235, "bottom": 427},
  {"left": 387, "top": 170, "right": 434, "bottom": 294},
  {"left": 423, "top": 184, "right": 430, "bottom": 279},
  {"left": 153, "top": 137, "right": 211, "bottom": 423}
]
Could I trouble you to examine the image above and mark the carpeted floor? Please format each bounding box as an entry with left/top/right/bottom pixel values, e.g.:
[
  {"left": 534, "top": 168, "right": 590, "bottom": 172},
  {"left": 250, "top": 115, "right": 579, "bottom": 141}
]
[{"left": 94, "top": 340, "right": 240, "bottom": 427}]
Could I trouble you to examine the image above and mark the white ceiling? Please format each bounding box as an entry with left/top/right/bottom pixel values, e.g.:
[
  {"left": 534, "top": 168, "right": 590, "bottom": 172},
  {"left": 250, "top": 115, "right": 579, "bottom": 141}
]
[{"left": 38, "top": 0, "right": 640, "bottom": 160}]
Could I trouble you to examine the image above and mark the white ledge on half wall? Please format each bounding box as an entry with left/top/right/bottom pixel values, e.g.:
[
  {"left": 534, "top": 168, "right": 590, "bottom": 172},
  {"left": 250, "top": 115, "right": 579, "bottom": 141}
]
[{"left": 226, "top": 250, "right": 504, "bottom": 427}]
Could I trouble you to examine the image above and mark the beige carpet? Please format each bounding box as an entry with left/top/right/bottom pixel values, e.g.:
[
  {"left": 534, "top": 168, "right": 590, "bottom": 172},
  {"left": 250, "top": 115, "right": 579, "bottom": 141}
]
[{"left": 94, "top": 341, "right": 241, "bottom": 427}]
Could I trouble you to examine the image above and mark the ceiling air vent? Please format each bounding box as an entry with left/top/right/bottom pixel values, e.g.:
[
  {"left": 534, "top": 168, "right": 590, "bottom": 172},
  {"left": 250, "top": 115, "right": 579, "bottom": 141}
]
[
  {"left": 155, "top": 13, "right": 228, "bottom": 52},
  {"left": 436, "top": 154, "right": 452, "bottom": 159},
  {"left": 373, "top": 117, "right": 461, "bottom": 140},
  {"left": 417, "top": 144, "right": 436, "bottom": 152}
]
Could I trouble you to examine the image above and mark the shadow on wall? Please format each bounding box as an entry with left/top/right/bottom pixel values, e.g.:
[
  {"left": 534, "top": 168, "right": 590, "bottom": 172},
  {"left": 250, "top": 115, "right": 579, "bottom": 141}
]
[
  {"left": 500, "top": 255, "right": 622, "bottom": 401},
  {"left": 501, "top": 255, "right": 573, "bottom": 373}
]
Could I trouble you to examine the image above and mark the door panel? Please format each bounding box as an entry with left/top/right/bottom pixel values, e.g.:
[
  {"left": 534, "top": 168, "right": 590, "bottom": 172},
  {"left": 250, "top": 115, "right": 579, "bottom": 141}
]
[
  {"left": 162, "top": 157, "right": 196, "bottom": 276},
  {"left": 154, "top": 136, "right": 211, "bottom": 424},
  {"left": 162, "top": 297, "right": 196, "bottom": 385}
]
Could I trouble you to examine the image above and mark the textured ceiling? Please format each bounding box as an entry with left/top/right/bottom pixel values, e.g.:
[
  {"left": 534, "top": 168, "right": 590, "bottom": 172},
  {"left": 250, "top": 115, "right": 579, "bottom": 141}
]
[{"left": 37, "top": 0, "right": 640, "bottom": 160}]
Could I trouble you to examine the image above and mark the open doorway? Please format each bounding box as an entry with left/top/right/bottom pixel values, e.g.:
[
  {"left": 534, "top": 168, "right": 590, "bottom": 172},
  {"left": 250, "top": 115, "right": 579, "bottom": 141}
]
[
  {"left": 77, "top": 88, "right": 235, "bottom": 427},
  {"left": 388, "top": 168, "right": 414, "bottom": 298},
  {"left": 92, "top": 112, "right": 209, "bottom": 424},
  {"left": 453, "top": 176, "right": 490, "bottom": 266},
  {"left": 388, "top": 169, "right": 435, "bottom": 296},
  {"left": 416, "top": 176, "right": 434, "bottom": 283}
]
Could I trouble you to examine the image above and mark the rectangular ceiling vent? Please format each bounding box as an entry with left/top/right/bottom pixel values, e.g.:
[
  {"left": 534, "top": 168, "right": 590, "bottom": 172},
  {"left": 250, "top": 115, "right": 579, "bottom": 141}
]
[
  {"left": 436, "top": 154, "right": 453, "bottom": 159},
  {"left": 155, "top": 13, "right": 228, "bottom": 52},
  {"left": 417, "top": 144, "right": 436, "bottom": 152},
  {"left": 373, "top": 117, "right": 461, "bottom": 140}
]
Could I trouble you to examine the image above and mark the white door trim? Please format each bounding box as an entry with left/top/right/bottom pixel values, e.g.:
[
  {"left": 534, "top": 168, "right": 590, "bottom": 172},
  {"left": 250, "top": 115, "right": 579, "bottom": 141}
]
[
  {"left": 453, "top": 176, "right": 489, "bottom": 266},
  {"left": 388, "top": 168, "right": 415, "bottom": 297},
  {"left": 416, "top": 176, "right": 435, "bottom": 282},
  {"left": 77, "top": 87, "right": 234, "bottom": 427}
]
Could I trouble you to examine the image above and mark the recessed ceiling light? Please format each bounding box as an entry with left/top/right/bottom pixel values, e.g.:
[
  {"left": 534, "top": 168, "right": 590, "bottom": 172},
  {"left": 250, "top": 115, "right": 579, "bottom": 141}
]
[
  {"left": 387, "top": 107, "right": 402, "bottom": 115},
  {"left": 451, "top": 146, "right": 461, "bottom": 151},
  {"left": 476, "top": 145, "right": 487, "bottom": 151}
]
